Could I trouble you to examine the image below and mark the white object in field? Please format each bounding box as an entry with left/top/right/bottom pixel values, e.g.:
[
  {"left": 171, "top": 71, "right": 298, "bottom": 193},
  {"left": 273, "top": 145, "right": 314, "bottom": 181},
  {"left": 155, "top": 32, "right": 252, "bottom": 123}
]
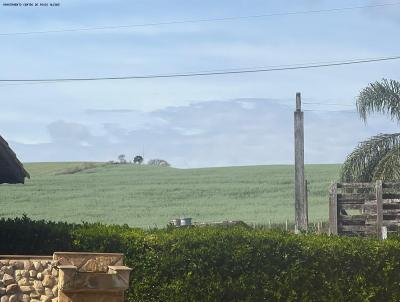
[
  {"left": 170, "top": 219, "right": 181, "bottom": 226},
  {"left": 382, "top": 226, "right": 387, "bottom": 240},
  {"left": 294, "top": 224, "right": 300, "bottom": 234},
  {"left": 180, "top": 218, "right": 192, "bottom": 226}
]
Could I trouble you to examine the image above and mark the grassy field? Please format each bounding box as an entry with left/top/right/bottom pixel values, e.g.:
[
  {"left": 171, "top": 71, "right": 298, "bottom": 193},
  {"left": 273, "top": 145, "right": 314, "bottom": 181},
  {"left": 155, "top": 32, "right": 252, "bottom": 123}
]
[{"left": 0, "top": 163, "right": 341, "bottom": 228}]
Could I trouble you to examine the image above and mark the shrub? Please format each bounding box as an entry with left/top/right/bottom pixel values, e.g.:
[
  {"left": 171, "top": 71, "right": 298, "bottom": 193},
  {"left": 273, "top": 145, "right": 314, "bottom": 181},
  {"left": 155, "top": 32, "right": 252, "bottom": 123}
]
[
  {"left": 0, "top": 215, "right": 74, "bottom": 254},
  {"left": 133, "top": 155, "right": 144, "bottom": 164},
  {"left": 2, "top": 216, "right": 400, "bottom": 301},
  {"left": 147, "top": 159, "right": 170, "bottom": 167}
]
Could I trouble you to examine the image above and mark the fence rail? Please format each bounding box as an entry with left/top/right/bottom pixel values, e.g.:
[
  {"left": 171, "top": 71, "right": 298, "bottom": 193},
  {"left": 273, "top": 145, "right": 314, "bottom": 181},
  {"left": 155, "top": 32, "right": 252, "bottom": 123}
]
[{"left": 329, "top": 181, "right": 400, "bottom": 239}]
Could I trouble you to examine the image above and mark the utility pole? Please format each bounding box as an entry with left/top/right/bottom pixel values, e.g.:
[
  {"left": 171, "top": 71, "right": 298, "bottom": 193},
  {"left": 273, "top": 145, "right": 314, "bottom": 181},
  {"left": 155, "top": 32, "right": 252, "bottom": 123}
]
[{"left": 294, "top": 92, "right": 308, "bottom": 231}]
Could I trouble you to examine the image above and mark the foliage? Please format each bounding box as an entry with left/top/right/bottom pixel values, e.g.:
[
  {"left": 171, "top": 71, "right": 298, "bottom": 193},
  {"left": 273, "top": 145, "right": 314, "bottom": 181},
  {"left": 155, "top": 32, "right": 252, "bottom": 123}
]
[
  {"left": 118, "top": 154, "right": 127, "bottom": 164},
  {"left": 3, "top": 216, "right": 400, "bottom": 301},
  {"left": 133, "top": 155, "right": 144, "bottom": 164},
  {"left": 373, "top": 144, "right": 400, "bottom": 180},
  {"left": 341, "top": 133, "right": 400, "bottom": 182},
  {"left": 147, "top": 159, "right": 170, "bottom": 167},
  {"left": 357, "top": 79, "right": 400, "bottom": 122},
  {"left": 0, "top": 215, "right": 74, "bottom": 254},
  {"left": 341, "top": 79, "right": 400, "bottom": 182},
  {"left": 0, "top": 163, "right": 340, "bottom": 226}
]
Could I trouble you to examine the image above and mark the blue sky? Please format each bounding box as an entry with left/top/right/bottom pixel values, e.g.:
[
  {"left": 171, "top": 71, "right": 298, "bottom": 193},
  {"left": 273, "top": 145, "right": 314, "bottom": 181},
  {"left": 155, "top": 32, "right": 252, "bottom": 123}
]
[{"left": 0, "top": 0, "right": 399, "bottom": 167}]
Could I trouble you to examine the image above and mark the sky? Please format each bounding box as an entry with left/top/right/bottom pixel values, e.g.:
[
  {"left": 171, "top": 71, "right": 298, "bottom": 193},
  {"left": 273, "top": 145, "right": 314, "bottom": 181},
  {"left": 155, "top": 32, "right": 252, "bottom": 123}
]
[{"left": 0, "top": 0, "right": 399, "bottom": 168}]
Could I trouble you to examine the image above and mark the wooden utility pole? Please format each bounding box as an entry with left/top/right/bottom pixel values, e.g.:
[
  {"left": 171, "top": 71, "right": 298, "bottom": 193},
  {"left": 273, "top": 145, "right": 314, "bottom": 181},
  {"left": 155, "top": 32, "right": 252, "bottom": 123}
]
[{"left": 294, "top": 92, "right": 308, "bottom": 231}]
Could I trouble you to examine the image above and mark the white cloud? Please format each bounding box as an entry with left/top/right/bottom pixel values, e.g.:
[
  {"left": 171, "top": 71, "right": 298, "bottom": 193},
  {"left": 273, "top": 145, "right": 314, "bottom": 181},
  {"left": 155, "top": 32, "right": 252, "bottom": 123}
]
[
  {"left": 7, "top": 99, "right": 399, "bottom": 168},
  {"left": 1, "top": 0, "right": 400, "bottom": 168}
]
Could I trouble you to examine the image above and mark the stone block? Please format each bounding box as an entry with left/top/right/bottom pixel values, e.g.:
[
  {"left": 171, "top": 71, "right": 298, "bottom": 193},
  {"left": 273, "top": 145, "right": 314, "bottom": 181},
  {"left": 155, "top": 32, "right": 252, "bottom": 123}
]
[
  {"left": 33, "top": 280, "right": 44, "bottom": 294},
  {"left": 18, "top": 278, "right": 30, "bottom": 286},
  {"left": 8, "top": 295, "right": 16, "bottom": 302},
  {"left": 53, "top": 253, "right": 123, "bottom": 273},
  {"left": 19, "top": 286, "right": 34, "bottom": 294},
  {"left": 30, "top": 292, "right": 40, "bottom": 299},
  {"left": 0, "top": 296, "right": 8, "bottom": 302},
  {"left": 33, "top": 262, "right": 42, "bottom": 272},
  {"left": 1, "top": 268, "right": 13, "bottom": 277},
  {"left": 5, "top": 284, "right": 18, "bottom": 294},
  {"left": 42, "top": 276, "right": 54, "bottom": 288},
  {"left": 2, "top": 275, "right": 14, "bottom": 287},
  {"left": 23, "top": 261, "right": 33, "bottom": 271},
  {"left": 40, "top": 295, "right": 50, "bottom": 302}
]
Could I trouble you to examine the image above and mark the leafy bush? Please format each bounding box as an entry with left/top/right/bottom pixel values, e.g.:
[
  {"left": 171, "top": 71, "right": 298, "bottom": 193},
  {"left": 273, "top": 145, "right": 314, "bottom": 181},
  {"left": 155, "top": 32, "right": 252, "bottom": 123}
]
[
  {"left": 2, "top": 216, "right": 400, "bottom": 301},
  {"left": 0, "top": 215, "right": 74, "bottom": 254},
  {"left": 147, "top": 159, "right": 170, "bottom": 167}
]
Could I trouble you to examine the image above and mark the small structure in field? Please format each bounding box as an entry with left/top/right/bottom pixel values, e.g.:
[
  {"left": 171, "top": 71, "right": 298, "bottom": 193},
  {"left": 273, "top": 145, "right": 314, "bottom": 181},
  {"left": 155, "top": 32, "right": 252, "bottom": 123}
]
[
  {"left": 170, "top": 217, "right": 192, "bottom": 227},
  {"left": 0, "top": 135, "right": 30, "bottom": 184},
  {"left": 169, "top": 218, "right": 246, "bottom": 228}
]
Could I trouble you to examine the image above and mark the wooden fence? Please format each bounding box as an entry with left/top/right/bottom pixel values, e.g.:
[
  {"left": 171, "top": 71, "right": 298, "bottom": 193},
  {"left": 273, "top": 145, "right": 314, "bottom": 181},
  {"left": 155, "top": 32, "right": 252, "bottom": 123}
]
[{"left": 329, "top": 181, "right": 400, "bottom": 239}]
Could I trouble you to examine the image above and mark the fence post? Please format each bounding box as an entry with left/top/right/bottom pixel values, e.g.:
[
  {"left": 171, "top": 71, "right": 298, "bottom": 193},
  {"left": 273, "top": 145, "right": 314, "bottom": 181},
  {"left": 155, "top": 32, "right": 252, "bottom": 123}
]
[
  {"left": 305, "top": 179, "right": 309, "bottom": 231},
  {"left": 376, "top": 180, "right": 383, "bottom": 240},
  {"left": 329, "top": 181, "right": 338, "bottom": 235}
]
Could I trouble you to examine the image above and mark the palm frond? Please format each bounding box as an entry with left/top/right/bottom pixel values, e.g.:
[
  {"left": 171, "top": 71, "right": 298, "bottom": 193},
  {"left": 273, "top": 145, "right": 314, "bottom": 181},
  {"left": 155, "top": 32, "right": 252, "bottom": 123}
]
[
  {"left": 372, "top": 144, "right": 400, "bottom": 181},
  {"left": 357, "top": 79, "right": 400, "bottom": 122},
  {"left": 340, "top": 133, "right": 400, "bottom": 182}
]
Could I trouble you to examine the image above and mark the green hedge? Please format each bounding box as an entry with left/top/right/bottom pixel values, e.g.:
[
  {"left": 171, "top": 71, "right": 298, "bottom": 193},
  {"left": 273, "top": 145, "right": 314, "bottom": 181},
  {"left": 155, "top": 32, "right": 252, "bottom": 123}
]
[
  {"left": 1, "top": 216, "right": 400, "bottom": 301},
  {"left": 0, "top": 215, "right": 74, "bottom": 254}
]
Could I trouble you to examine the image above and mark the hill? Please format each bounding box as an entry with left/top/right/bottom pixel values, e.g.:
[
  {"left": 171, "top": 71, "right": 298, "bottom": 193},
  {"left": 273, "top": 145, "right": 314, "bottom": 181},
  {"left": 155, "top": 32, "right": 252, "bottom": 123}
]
[{"left": 0, "top": 162, "right": 340, "bottom": 227}]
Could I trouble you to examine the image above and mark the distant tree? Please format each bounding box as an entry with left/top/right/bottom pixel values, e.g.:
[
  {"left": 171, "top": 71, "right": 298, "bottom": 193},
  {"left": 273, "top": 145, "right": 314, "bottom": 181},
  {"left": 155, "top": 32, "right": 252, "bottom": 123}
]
[
  {"left": 134, "top": 155, "right": 144, "bottom": 165},
  {"left": 118, "top": 154, "right": 127, "bottom": 164},
  {"left": 148, "top": 159, "right": 170, "bottom": 167}
]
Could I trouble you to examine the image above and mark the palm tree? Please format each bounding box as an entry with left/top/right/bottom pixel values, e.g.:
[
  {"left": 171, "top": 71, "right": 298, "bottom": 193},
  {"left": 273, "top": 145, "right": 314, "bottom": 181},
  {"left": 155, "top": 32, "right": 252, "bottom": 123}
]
[{"left": 340, "top": 79, "right": 400, "bottom": 182}]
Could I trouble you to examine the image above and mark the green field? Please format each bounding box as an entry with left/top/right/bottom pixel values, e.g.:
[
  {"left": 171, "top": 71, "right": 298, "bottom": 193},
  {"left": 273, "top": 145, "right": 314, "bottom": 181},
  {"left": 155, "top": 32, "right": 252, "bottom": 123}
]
[{"left": 0, "top": 163, "right": 341, "bottom": 228}]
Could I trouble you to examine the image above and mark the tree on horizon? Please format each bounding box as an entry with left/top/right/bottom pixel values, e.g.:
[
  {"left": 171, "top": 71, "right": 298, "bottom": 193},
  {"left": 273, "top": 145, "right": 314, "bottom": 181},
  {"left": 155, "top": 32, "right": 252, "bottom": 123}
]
[
  {"left": 118, "top": 154, "right": 127, "bottom": 164},
  {"left": 134, "top": 155, "right": 144, "bottom": 164}
]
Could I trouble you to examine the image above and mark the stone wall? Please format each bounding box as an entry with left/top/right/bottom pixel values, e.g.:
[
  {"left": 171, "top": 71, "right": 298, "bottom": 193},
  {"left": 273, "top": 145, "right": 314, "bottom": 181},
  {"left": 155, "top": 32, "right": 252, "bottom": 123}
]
[
  {"left": 0, "top": 256, "right": 58, "bottom": 302},
  {"left": 0, "top": 253, "right": 132, "bottom": 302}
]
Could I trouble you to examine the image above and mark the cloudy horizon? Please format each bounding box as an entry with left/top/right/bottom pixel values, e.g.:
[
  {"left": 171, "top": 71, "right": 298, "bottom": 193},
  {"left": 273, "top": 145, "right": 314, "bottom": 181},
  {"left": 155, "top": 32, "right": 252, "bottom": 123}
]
[
  {"left": 1, "top": 0, "right": 400, "bottom": 167},
  {"left": 3, "top": 98, "right": 399, "bottom": 168}
]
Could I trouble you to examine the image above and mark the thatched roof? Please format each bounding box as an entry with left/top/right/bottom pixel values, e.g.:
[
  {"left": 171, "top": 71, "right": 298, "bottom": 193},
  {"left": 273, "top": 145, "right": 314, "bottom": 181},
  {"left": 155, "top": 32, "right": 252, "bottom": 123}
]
[{"left": 0, "top": 135, "right": 30, "bottom": 184}]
